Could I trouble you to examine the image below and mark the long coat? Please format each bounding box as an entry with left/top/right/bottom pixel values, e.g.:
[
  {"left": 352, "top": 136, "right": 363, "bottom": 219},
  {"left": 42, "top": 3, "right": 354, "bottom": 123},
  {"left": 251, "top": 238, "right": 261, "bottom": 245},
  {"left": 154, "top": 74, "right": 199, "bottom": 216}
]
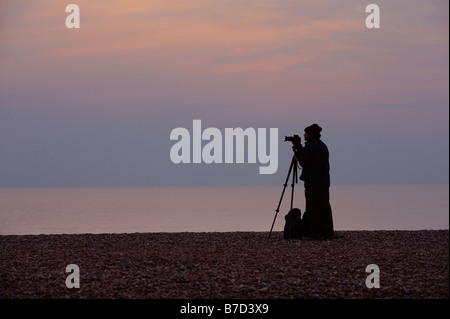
[
  {"left": 298, "top": 138, "right": 330, "bottom": 188},
  {"left": 297, "top": 138, "right": 334, "bottom": 239}
]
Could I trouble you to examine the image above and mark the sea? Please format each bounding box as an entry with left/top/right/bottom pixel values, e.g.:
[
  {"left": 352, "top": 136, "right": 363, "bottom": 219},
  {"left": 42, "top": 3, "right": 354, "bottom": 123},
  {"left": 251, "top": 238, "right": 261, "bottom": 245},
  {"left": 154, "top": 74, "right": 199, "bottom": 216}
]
[{"left": 0, "top": 185, "right": 448, "bottom": 235}]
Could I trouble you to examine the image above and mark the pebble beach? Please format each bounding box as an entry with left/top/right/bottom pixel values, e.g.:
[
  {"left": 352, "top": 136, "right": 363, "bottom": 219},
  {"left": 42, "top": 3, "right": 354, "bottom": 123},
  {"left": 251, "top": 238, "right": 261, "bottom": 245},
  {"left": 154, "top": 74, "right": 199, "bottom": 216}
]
[{"left": 1, "top": 230, "right": 448, "bottom": 299}]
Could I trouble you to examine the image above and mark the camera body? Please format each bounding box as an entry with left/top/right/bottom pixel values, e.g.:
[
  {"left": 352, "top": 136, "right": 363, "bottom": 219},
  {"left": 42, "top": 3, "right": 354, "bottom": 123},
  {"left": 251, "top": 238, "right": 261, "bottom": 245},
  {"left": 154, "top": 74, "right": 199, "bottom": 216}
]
[
  {"left": 284, "top": 135, "right": 302, "bottom": 157},
  {"left": 284, "top": 135, "right": 301, "bottom": 144}
]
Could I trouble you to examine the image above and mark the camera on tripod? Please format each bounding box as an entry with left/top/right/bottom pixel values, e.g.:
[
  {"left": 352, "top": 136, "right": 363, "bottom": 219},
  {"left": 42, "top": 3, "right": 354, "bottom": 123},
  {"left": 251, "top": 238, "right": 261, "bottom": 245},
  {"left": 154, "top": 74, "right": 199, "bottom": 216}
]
[
  {"left": 269, "top": 134, "right": 303, "bottom": 238},
  {"left": 284, "top": 135, "right": 302, "bottom": 156}
]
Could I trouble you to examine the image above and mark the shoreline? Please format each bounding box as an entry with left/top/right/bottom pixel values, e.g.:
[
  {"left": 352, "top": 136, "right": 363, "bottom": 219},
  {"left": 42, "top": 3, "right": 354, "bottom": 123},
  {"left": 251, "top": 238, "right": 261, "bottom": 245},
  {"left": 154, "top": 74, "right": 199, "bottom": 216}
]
[{"left": 1, "top": 230, "right": 448, "bottom": 299}]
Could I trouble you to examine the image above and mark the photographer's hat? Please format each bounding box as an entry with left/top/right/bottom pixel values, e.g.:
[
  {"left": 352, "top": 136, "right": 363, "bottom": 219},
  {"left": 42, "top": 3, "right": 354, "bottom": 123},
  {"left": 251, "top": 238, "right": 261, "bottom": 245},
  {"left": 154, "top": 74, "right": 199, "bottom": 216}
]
[{"left": 304, "top": 124, "right": 322, "bottom": 138}]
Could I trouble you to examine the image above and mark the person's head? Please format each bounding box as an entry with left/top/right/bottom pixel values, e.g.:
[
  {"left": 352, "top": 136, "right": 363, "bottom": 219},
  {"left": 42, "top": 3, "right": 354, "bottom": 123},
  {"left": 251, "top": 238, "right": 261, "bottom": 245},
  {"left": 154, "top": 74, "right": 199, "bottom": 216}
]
[{"left": 304, "top": 124, "right": 322, "bottom": 141}]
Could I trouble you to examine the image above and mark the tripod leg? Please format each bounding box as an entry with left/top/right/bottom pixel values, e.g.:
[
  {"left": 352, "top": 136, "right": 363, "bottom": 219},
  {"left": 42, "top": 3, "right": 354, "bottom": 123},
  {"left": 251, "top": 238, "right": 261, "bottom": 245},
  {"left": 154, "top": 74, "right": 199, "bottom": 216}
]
[
  {"left": 268, "top": 157, "right": 295, "bottom": 238},
  {"left": 290, "top": 162, "right": 296, "bottom": 210}
]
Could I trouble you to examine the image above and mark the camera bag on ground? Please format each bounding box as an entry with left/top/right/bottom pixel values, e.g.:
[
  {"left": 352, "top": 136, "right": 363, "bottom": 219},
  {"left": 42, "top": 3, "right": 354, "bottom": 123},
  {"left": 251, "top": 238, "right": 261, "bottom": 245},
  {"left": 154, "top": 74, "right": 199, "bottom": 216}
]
[{"left": 283, "top": 208, "right": 304, "bottom": 239}]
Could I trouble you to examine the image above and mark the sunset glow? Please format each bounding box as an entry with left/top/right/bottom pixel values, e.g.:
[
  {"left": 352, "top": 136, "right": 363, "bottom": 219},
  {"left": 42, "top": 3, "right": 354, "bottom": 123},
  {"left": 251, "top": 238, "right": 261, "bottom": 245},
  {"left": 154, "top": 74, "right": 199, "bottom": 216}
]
[{"left": 0, "top": 0, "right": 448, "bottom": 187}]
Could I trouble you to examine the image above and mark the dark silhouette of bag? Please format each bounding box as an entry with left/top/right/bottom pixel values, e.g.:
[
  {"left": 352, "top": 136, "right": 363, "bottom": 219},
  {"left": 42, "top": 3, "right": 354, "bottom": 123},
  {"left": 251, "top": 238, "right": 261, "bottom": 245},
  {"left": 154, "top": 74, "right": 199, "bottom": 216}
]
[{"left": 283, "top": 208, "right": 304, "bottom": 239}]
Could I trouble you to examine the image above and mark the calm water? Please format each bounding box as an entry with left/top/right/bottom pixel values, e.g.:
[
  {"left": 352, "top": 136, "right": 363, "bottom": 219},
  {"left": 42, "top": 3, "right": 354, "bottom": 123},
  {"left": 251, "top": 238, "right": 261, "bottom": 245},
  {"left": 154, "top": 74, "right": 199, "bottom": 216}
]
[{"left": 0, "top": 185, "right": 448, "bottom": 235}]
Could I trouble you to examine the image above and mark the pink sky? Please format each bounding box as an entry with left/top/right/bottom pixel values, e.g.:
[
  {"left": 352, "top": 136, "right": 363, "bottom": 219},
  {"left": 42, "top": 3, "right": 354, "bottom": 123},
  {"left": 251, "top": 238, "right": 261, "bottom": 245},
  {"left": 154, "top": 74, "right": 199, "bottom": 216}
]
[{"left": 0, "top": 0, "right": 448, "bottom": 187}]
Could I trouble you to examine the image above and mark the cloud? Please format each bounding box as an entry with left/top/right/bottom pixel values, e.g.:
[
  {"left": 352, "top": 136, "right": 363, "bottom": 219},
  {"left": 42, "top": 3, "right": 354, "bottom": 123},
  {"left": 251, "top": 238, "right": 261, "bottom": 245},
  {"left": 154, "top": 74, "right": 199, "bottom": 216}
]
[{"left": 0, "top": 1, "right": 448, "bottom": 186}]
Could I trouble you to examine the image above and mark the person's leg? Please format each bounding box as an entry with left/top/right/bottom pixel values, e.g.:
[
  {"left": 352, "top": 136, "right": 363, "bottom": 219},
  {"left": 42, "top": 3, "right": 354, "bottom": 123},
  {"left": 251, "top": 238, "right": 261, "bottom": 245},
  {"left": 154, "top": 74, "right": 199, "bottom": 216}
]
[
  {"left": 305, "top": 187, "right": 321, "bottom": 239},
  {"left": 319, "top": 187, "right": 334, "bottom": 239}
]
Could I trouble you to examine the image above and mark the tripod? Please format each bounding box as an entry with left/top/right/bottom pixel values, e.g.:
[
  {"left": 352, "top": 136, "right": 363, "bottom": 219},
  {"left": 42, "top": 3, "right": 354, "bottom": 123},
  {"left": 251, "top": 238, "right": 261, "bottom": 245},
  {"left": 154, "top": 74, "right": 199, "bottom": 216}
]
[{"left": 268, "top": 155, "right": 300, "bottom": 238}]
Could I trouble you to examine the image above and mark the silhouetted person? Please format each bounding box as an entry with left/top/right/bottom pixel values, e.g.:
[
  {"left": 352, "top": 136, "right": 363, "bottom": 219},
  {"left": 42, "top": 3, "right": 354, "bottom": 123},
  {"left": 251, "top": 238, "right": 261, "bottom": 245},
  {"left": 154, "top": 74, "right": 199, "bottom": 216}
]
[{"left": 297, "top": 124, "right": 335, "bottom": 240}]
